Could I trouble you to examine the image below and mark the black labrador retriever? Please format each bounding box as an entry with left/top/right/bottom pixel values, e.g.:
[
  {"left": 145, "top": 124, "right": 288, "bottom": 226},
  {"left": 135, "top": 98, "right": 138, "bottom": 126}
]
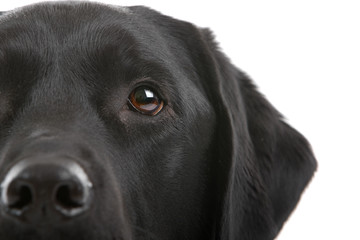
[{"left": 0, "top": 2, "right": 317, "bottom": 240}]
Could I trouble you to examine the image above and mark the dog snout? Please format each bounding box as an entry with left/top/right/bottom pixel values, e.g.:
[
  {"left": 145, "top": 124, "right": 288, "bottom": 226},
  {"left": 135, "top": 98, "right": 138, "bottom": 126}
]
[{"left": 0, "top": 157, "right": 93, "bottom": 223}]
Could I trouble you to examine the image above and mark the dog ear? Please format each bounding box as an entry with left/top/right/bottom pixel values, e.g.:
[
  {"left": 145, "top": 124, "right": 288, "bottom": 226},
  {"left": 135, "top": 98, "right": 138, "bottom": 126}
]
[
  {"left": 189, "top": 28, "right": 317, "bottom": 239},
  {"left": 149, "top": 12, "right": 316, "bottom": 238}
]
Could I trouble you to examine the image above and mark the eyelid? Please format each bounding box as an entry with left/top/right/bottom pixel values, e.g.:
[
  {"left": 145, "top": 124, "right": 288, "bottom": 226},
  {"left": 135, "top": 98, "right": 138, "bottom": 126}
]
[
  {"left": 129, "top": 77, "right": 168, "bottom": 102},
  {"left": 129, "top": 77, "right": 170, "bottom": 105}
]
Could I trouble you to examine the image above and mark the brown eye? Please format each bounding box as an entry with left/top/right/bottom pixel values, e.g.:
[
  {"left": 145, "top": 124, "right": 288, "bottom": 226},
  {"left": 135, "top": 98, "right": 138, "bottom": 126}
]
[{"left": 128, "top": 86, "right": 164, "bottom": 116}]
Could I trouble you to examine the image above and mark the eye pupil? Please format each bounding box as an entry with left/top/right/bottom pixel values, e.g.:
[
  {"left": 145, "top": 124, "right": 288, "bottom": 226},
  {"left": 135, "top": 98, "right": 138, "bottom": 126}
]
[
  {"left": 135, "top": 89, "right": 154, "bottom": 104},
  {"left": 128, "top": 86, "right": 164, "bottom": 116}
]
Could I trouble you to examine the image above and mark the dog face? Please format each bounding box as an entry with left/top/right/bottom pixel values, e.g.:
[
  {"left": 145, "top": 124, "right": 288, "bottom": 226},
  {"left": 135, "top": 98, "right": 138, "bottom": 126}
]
[{"left": 0, "top": 2, "right": 316, "bottom": 240}]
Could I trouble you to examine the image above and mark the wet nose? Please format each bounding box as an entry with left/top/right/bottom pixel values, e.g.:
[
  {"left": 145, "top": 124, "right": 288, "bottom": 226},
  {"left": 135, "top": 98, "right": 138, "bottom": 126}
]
[{"left": 0, "top": 158, "right": 92, "bottom": 222}]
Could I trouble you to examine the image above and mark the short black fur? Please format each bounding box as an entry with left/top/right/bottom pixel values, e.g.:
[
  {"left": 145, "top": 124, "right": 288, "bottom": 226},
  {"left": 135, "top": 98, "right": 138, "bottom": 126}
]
[{"left": 0, "top": 2, "right": 317, "bottom": 240}]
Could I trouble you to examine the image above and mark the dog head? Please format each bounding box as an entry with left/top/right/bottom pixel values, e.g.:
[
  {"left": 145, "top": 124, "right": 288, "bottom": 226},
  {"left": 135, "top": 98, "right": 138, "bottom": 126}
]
[{"left": 0, "top": 2, "right": 316, "bottom": 240}]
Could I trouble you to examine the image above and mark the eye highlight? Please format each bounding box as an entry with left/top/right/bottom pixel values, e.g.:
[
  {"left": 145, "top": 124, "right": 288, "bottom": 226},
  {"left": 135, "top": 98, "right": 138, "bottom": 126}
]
[{"left": 128, "top": 86, "right": 164, "bottom": 116}]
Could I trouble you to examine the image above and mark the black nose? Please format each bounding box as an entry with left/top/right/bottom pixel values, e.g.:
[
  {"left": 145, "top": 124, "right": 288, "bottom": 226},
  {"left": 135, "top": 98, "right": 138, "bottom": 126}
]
[{"left": 0, "top": 158, "right": 92, "bottom": 222}]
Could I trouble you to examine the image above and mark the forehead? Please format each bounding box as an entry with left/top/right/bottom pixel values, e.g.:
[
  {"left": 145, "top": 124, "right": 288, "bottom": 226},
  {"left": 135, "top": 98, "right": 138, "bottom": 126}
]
[
  {"left": 0, "top": 2, "right": 209, "bottom": 120},
  {"left": 0, "top": 3, "right": 183, "bottom": 88},
  {"left": 0, "top": 3, "right": 135, "bottom": 47}
]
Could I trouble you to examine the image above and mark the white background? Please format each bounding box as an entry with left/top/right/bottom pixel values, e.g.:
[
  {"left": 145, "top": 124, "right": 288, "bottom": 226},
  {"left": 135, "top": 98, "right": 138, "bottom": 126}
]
[{"left": 1, "top": 1, "right": 360, "bottom": 239}]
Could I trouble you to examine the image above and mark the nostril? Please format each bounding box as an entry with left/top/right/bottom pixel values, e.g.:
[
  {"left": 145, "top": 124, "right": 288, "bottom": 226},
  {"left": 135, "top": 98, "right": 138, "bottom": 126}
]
[
  {"left": 54, "top": 180, "right": 91, "bottom": 217},
  {"left": 55, "top": 184, "right": 83, "bottom": 209},
  {"left": 9, "top": 185, "right": 33, "bottom": 209},
  {"left": 4, "top": 182, "right": 33, "bottom": 215}
]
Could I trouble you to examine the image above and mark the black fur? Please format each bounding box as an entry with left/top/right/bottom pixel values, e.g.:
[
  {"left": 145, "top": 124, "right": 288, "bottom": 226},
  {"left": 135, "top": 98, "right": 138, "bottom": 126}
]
[{"left": 0, "top": 2, "right": 316, "bottom": 240}]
